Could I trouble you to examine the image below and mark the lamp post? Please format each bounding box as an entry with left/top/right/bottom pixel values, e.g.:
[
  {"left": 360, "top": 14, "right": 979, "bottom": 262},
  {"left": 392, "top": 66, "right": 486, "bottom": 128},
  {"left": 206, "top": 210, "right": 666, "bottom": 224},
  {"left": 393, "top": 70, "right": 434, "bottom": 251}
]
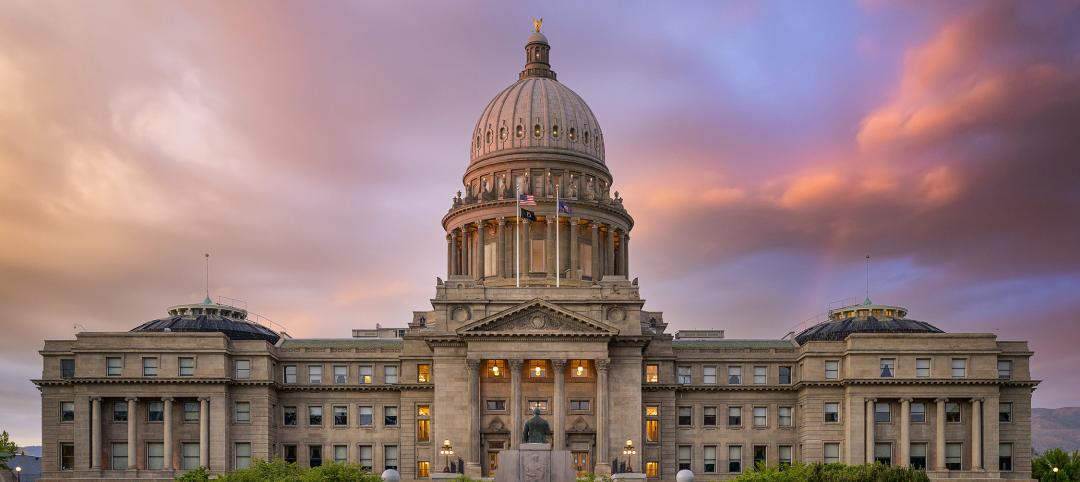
[
  {"left": 440, "top": 439, "right": 454, "bottom": 473},
  {"left": 15, "top": 466, "right": 21, "bottom": 482},
  {"left": 622, "top": 440, "right": 636, "bottom": 473},
  {"left": 1052, "top": 466, "right": 1060, "bottom": 481}
]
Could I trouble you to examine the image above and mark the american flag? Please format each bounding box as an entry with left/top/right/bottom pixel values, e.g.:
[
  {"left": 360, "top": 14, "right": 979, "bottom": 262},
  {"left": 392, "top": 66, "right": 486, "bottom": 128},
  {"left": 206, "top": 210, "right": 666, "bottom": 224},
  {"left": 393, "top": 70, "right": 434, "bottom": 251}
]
[{"left": 518, "top": 194, "right": 536, "bottom": 206}]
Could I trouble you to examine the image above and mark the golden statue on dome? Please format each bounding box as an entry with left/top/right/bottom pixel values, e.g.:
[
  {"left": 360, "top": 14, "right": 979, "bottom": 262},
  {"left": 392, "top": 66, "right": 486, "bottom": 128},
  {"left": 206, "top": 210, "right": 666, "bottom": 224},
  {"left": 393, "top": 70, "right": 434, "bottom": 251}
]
[{"left": 533, "top": 18, "right": 543, "bottom": 33}]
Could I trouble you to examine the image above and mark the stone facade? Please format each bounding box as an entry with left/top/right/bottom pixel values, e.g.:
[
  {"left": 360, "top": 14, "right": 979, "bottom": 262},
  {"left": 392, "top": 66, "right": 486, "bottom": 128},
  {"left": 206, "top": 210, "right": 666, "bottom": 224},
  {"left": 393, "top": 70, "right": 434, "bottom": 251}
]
[{"left": 34, "top": 26, "right": 1038, "bottom": 482}]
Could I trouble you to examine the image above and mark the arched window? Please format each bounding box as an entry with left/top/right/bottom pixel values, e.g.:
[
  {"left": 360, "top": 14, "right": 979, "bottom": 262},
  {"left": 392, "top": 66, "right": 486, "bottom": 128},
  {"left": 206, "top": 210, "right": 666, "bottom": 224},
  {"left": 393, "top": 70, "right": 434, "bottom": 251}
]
[
  {"left": 499, "top": 127, "right": 507, "bottom": 140},
  {"left": 568, "top": 127, "right": 576, "bottom": 141},
  {"left": 476, "top": 135, "right": 481, "bottom": 149},
  {"left": 551, "top": 125, "right": 559, "bottom": 138},
  {"left": 485, "top": 130, "right": 492, "bottom": 144},
  {"left": 583, "top": 131, "right": 590, "bottom": 145},
  {"left": 534, "top": 124, "right": 542, "bottom": 138}
]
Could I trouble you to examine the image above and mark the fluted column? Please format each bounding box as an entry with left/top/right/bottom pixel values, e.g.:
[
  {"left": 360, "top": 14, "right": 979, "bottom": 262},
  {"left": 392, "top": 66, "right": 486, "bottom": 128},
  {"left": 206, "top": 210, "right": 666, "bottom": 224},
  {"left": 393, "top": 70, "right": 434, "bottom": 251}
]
[
  {"left": 900, "top": 398, "right": 911, "bottom": 467},
  {"left": 496, "top": 218, "right": 506, "bottom": 278},
  {"left": 466, "top": 360, "right": 482, "bottom": 472},
  {"left": 569, "top": 218, "right": 579, "bottom": 279},
  {"left": 199, "top": 397, "right": 210, "bottom": 468},
  {"left": 126, "top": 397, "right": 138, "bottom": 469},
  {"left": 475, "top": 222, "right": 486, "bottom": 280},
  {"left": 971, "top": 398, "right": 983, "bottom": 470},
  {"left": 552, "top": 359, "right": 567, "bottom": 450},
  {"left": 163, "top": 397, "right": 173, "bottom": 470},
  {"left": 590, "top": 223, "right": 600, "bottom": 281},
  {"left": 621, "top": 233, "right": 629, "bottom": 277},
  {"left": 546, "top": 218, "right": 555, "bottom": 277},
  {"left": 461, "top": 226, "right": 470, "bottom": 277},
  {"left": 935, "top": 398, "right": 947, "bottom": 470},
  {"left": 446, "top": 233, "right": 453, "bottom": 278},
  {"left": 509, "top": 359, "right": 523, "bottom": 449},
  {"left": 91, "top": 397, "right": 101, "bottom": 469},
  {"left": 865, "top": 398, "right": 876, "bottom": 464},
  {"left": 595, "top": 360, "right": 610, "bottom": 475},
  {"left": 605, "top": 227, "right": 615, "bottom": 275}
]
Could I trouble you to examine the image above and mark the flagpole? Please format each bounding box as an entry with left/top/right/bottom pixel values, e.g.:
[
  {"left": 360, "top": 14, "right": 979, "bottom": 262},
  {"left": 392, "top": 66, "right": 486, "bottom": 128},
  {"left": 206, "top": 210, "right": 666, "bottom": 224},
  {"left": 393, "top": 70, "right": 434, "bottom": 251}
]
[
  {"left": 515, "top": 188, "right": 520, "bottom": 288},
  {"left": 555, "top": 184, "right": 560, "bottom": 288}
]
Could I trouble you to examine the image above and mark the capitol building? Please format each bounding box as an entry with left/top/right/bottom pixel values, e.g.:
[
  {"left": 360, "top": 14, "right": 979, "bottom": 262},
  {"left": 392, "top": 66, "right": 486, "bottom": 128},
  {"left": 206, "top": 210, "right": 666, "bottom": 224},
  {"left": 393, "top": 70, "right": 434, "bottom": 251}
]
[{"left": 34, "top": 26, "right": 1037, "bottom": 482}]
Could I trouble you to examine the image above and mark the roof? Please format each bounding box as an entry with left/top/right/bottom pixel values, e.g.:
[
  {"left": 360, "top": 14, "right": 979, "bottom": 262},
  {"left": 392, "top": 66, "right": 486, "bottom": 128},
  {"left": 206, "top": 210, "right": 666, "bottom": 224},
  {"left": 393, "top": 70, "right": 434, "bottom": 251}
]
[
  {"left": 130, "top": 314, "right": 280, "bottom": 344},
  {"left": 672, "top": 339, "right": 796, "bottom": 350},
  {"left": 794, "top": 315, "right": 944, "bottom": 344},
  {"left": 279, "top": 339, "right": 404, "bottom": 350}
]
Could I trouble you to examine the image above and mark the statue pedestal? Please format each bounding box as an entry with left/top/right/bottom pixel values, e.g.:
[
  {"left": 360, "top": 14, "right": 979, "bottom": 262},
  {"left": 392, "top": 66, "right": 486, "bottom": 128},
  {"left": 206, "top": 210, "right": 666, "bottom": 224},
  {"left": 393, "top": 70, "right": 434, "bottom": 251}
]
[{"left": 495, "top": 443, "right": 575, "bottom": 482}]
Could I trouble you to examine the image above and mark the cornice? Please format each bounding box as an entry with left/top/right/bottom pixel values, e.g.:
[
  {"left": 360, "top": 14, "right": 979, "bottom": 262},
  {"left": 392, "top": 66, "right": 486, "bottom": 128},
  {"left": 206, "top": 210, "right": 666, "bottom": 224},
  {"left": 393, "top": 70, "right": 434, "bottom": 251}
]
[{"left": 640, "top": 378, "right": 1041, "bottom": 391}]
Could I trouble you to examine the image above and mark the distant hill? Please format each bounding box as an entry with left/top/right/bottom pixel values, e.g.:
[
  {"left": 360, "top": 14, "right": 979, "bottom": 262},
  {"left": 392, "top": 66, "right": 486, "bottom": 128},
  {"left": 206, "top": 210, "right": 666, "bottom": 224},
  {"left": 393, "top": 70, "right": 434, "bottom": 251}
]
[
  {"left": 18, "top": 445, "right": 41, "bottom": 457},
  {"left": 1033, "top": 407, "right": 1080, "bottom": 453}
]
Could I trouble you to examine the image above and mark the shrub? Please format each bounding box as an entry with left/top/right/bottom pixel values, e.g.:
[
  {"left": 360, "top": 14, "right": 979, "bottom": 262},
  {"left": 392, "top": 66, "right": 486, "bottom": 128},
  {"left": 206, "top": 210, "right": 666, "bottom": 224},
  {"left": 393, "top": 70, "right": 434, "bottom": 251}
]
[
  {"left": 729, "top": 462, "right": 930, "bottom": 482},
  {"left": 175, "top": 466, "right": 211, "bottom": 482}
]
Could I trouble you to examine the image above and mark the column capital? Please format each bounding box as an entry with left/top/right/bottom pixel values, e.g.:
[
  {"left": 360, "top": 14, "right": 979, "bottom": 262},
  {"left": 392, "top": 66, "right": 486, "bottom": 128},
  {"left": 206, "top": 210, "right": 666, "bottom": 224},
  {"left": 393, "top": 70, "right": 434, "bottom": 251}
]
[
  {"left": 900, "top": 397, "right": 913, "bottom": 403},
  {"left": 498, "top": 216, "right": 507, "bottom": 225},
  {"left": 551, "top": 359, "right": 567, "bottom": 369},
  {"left": 547, "top": 217, "right": 555, "bottom": 224},
  {"left": 590, "top": 222, "right": 599, "bottom": 231},
  {"left": 595, "top": 359, "right": 610, "bottom": 371},
  {"left": 125, "top": 397, "right": 139, "bottom": 402},
  {"left": 865, "top": 397, "right": 877, "bottom": 404},
  {"left": 935, "top": 397, "right": 949, "bottom": 403},
  {"left": 466, "top": 359, "right": 482, "bottom": 371},
  {"left": 970, "top": 397, "right": 984, "bottom": 403},
  {"left": 162, "top": 397, "right": 174, "bottom": 402},
  {"left": 476, "top": 220, "right": 486, "bottom": 228},
  {"left": 90, "top": 396, "right": 102, "bottom": 402},
  {"left": 508, "top": 359, "right": 524, "bottom": 370},
  {"left": 198, "top": 396, "right": 211, "bottom": 402}
]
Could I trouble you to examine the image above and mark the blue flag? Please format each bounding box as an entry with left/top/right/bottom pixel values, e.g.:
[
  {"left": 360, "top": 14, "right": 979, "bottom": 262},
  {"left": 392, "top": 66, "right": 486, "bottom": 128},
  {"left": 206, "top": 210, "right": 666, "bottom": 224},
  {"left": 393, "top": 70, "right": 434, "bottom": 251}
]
[{"left": 558, "top": 200, "right": 572, "bottom": 215}]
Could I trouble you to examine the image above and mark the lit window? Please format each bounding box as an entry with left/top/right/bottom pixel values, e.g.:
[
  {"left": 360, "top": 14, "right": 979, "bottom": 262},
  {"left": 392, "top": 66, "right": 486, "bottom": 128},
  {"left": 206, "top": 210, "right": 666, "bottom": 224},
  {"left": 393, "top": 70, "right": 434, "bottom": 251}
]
[
  {"left": 570, "top": 360, "right": 590, "bottom": 377},
  {"left": 568, "top": 127, "right": 577, "bottom": 141},
  {"left": 824, "top": 402, "right": 840, "bottom": 423},
  {"left": 417, "top": 405, "right": 430, "bottom": 441},
  {"left": 418, "top": 363, "right": 431, "bottom": 383},
  {"left": 824, "top": 443, "right": 840, "bottom": 464},
  {"left": 499, "top": 127, "right": 507, "bottom": 141},
  {"left": 358, "top": 366, "right": 373, "bottom": 384},
  {"left": 551, "top": 125, "right": 560, "bottom": 138},
  {"left": 875, "top": 402, "right": 890, "bottom": 423},
  {"left": 646, "top": 461, "right": 659, "bottom": 477},
  {"left": 880, "top": 358, "right": 895, "bottom": 378},
  {"left": 418, "top": 460, "right": 430, "bottom": 478},
  {"left": 911, "top": 402, "right": 926, "bottom": 423},
  {"left": 951, "top": 358, "right": 966, "bottom": 378},
  {"left": 534, "top": 124, "right": 542, "bottom": 138},
  {"left": 703, "top": 366, "right": 717, "bottom": 384},
  {"left": 529, "top": 360, "right": 548, "bottom": 378},
  {"left": 516, "top": 125, "right": 524, "bottom": 138},
  {"left": 677, "top": 366, "right": 691, "bottom": 384},
  {"left": 916, "top": 358, "right": 931, "bottom": 377},
  {"left": 998, "top": 360, "right": 1012, "bottom": 379},
  {"left": 528, "top": 400, "right": 549, "bottom": 412},
  {"left": 825, "top": 360, "right": 839, "bottom": 380},
  {"left": 487, "top": 360, "right": 506, "bottom": 378},
  {"left": 645, "top": 364, "right": 659, "bottom": 383},
  {"left": 179, "top": 357, "right": 195, "bottom": 377},
  {"left": 645, "top": 406, "right": 660, "bottom": 443},
  {"left": 234, "top": 359, "right": 249, "bottom": 379},
  {"left": 728, "top": 366, "right": 742, "bottom": 384}
]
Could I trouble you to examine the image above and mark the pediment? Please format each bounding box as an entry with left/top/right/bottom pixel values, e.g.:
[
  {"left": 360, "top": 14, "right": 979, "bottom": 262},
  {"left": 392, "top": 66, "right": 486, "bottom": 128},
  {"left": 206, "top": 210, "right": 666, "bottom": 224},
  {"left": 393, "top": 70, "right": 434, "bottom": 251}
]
[{"left": 457, "top": 299, "right": 618, "bottom": 337}]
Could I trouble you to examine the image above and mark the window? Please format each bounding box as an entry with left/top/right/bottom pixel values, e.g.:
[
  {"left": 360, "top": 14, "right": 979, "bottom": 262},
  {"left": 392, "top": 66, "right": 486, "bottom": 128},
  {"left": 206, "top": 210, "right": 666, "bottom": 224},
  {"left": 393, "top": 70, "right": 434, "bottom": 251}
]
[
  {"left": 530, "top": 242, "right": 545, "bottom": 272},
  {"left": 229, "top": 359, "right": 249, "bottom": 379},
  {"left": 384, "top": 445, "right": 399, "bottom": 470},
  {"left": 779, "top": 366, "right": 792, "bottom": 384},
  {"left": 704, "top": 445, "right": 717, "bottom": 473},
  {"left": 179, "top": 357, "right": 196, "bottom": 377},
  {"left": 875, "top": 402, "right": 890, "bottom": 423},
  {"left": 333, "top": 405, "right": 348, "bottom": 426},
  {"left": 728, "top": 406, "right": 742, "bottom": 426},
  {"left": 60, "top": 401, "right": 75, "bottom": 422},
  {"left": 729, "top": 446, "right": 743, "bottom": 473},
  {"left": 487, "top": 400, "right": 507, "bottom": 411},
  {"left": 417, "top": 460, "right": 430, "bottom": 478},
  {"left": 779, "top": 446, "right": 792, "bottom": 467},
  {"left": 753, "top": 407, "right": 767, "bottom": 427},
  {"left": 183, "top": 402, "right": 199, "bottom": 422},
  {"left": 235, "top": 442, "right": 251, "bottom": 469},
  {"left": 570, "top": 399, "right": 590, "bottom": 412},
  {"left": 677, "top": 445, "right": 691, "bottom": 471},
  {"left": 754, "top": 446, "right": 767, "bottom": 469},
  {"left": 910, "top": 443, "right": 927, "bottom": 469},
  {"left": 999, "top": 443, "right": 1013, "bottom": 471},
  {"left": 284, "top": 364, "right": 297, "bottom": 384},
  {"left": 384, "top": 365, "right": 398, "bottom": 384},
  {"left": 418, "top": 363, "right": 431, "bottom": 383},
  {"left": 646, "top": 461, "right": 659, "bottom": 477},
  {"left": 911, "top": 402, "right": 926, "bottom": 423},
  {"left": 677, "top": 366, "right": 691, "bottom": 384},
  {"left": 528, "top": 360, "right": 548, "bottom": 378},
  {"left": 308, "top": 365, "right": 322, "bottom": 384},
  {"left": 113, "top": 401, "right": 128, "bottom": 422},
  {"left": 148, "top": 401, "right": 164, "bottom": 422},
  {"left": 703, "top": 366, "right": 717, "bottom": 384},
  {"left": 951, "top": 358, "right": 966, "bottom": 378},
  {"left": 334, "top": 445, "right": 348, "bottom": 464},
  {"left": 754, "top": 366, "right": 767, "bottom": 384},
  {"left": 335, "top": 365, "right": 349, "bottom": 384},
  {"left": 645, "top": 364, "right": 659, "bottom": 383},
  {"left": 60, "top": 443, "right": 75, "bottom": 470},
  {"left": 945, "top": 443, "right": 962, "bottom": 470},
  {"left": 229, "top": 401, "right": 249, "bottom": 423},
  {"left": 703, "top": 406, "right": 717, "bottom": 426},
  {"left": 946, "top": 402, "right": 961, "bottom": 423},
  {"left": 779, "top": 406, "right": 793, "bottom": 427},
  {"left": 283, "top": 445, "right": 297, "bottom": 464},
  {"left": 309, "top": 406, "right": 323, "bottom": 426},
  {"left": 677, "top": 406, "right": 692, "bottom": 426},
  {"left": 1000, "top": 402, "right": 1013, "bottom": 422},
  {"left": 182, "top": 443, "right": 200, "bottom": 470},
  {"left": 825, "top": 360, "right": 839, "bottom": 380},
  {"left": 998, "top": 360, "right": 1012, "bottom": 379},
  {"left": 824, "top": 402, "right": 840, "bottom": 423},
  {"left": 309, "top": 445, "right": 323, "bottom": 468},
  {"left": 728, "top": 365, "right": 742, "bottom": 384},
  {"left": 880, "top": 358, "right": 895, "bottom": 378},
  {"left": 112, "top": 442, "right": 128, "bottom": 469},
  {"left": 284, "top": 406, "right": 298, "bottom": 426},
  {"left": 358, "top": 445, "right": 373, "bottom": 471},
  {"left": 359, "top": 406, "right": 373, "bottom": 426},
  {"left": 147, "top": 442, "right": 164, "bottom": 470},
  {"left": 384, "top": 406, "right": 398, "bottom": 426},
  {"left": 417, "top": 405, "right": 431, "bottom": 441},
  {"left": 570, "top": 359, "right": 590, "bottom": 378},
  {"left": 916, "top": 358, "right": 931, "bottom": 377},
  {"left": 824, "top": 443, "right": 840, "bottom": 464},
  {"left": 645, "top": 405, "right": 660, "bottom": 442},
  {"left": 551, "top": 125, "right": 560, "bottom": 138},
  {"left": 61, "top": 359, "right": 75, "bottom": 378},
  {"left": 875, "top": 443, "right": 892, "bottom": 465},
  {"left": 359, "top": 365, "right": 373, "bottom": 384},
  {"left": 107, "top": 356, "right": 123, "bottom": 377},
  {"left": 142, "top": 357, "right": 158, "bottom": 376}
]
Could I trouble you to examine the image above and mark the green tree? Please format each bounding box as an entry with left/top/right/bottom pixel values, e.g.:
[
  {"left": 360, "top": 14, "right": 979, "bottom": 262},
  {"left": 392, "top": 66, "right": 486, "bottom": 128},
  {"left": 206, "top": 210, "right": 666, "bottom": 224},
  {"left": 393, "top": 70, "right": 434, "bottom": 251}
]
[
  {"left": 1033, "top": 449, "right": 1080, "bottom": 481},
  {"left": 300, "top": 462, "right": 382, "bottom": 482},
  {"left": 0, "top": 431, "right": 18, "bottom": 470},
  {"left": 174, "top": 466, "right": 211, "bottom": 482},
  {"left": 218, "top": 459, "right": 304, "bottom": 482}
]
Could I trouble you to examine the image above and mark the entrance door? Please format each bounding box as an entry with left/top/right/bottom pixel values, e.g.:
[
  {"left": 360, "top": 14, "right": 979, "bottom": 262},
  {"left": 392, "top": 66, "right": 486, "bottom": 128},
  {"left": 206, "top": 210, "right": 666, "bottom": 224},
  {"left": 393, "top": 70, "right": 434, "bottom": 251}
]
[
  {"left": 487, "top": 451, "right": 499, "bottom": 477},
  {"left": 572, "top": 451, "right": 590, "bottom": 476}
]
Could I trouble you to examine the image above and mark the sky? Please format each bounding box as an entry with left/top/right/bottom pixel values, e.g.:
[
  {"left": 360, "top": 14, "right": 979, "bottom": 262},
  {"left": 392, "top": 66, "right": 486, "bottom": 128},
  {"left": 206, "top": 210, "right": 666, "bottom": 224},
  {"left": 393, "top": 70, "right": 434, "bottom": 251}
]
[{"left": 0, "top": 0, "right": 1078, "bottom": 445}]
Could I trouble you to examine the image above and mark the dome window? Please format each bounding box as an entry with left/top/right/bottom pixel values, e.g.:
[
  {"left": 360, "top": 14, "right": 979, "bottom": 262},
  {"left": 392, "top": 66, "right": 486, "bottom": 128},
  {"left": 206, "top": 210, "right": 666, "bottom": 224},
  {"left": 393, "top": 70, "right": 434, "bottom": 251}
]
[
  {"left": 534, "top": 124, "right": 542, "bottom": 138},
  {"left": 551, "top": 125, "right": 560, "bottom": 138},
  {"left": 486, "top": 130, "right": 493, "bottom": 144},
  {"left": 516, "top": 125, "right": 524, "bottom": 138},
  {"left": 583, "top": 130, "right": 590, "bottom": 145},
  {"left": 499, "top": 127, "right": 507, "bottom": 140},
  {"left": 476, "top": 135, "right": 481, "bottom": 149},
  {"left": 568, "top": 127, "right": 576, "bottom": 141}
]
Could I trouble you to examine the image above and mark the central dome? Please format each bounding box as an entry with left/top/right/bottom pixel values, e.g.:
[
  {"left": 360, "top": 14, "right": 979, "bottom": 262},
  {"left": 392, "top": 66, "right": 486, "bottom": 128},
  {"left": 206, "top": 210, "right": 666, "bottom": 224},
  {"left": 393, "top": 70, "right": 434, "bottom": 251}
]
[{"left": 470, "top": 30, "right": 605, "bottom": 168}]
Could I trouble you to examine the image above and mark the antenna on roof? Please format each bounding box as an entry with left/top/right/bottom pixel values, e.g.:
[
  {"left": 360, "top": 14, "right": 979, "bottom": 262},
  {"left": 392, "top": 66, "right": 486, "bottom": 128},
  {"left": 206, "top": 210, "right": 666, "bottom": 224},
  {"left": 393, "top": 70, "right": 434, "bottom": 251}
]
[
  {"left": 865, "top": 254, "right": 871, "bottom": 303},
  {"left": 204, "top": 253, "right": 211, "bottom": 302}
]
